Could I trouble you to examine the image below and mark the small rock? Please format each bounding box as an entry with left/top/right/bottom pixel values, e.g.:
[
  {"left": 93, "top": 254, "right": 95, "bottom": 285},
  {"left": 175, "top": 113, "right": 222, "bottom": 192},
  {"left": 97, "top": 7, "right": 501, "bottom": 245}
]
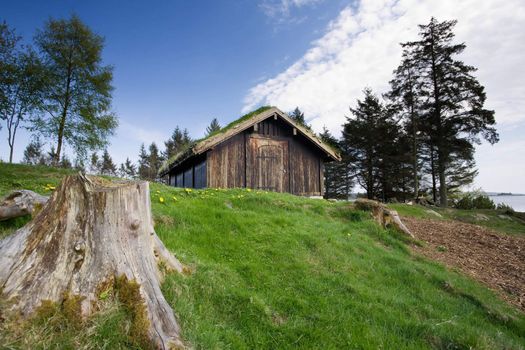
[
  {"left": 425, "top": 210, "right": 442, "bottom": 218},
  {"left": 473, "top": 213, "right": 489, "bottom": 221},
  {"left": 498, "top": 214, "right": 512, "bottom": 220}
]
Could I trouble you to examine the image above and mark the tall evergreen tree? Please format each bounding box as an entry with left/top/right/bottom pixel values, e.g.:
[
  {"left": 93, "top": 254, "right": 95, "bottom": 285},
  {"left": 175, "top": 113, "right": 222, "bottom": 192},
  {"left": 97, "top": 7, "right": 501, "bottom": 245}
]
[
  {"left": 0, "top": 22, "right": 44, "bottom": 163},
  {"left": 89, "top": 152, "right": 100, "bottom": 174},
  {"left": 119, "top": 157, "right": 137, "bottom": 179},
  {"left": 138, "top": 143, "right": 150, "bottom": 180},
  {"left": 32, "top": 15, "right": 118, "bottom": 164},
  {"left": 319, "top": 127, "right": 353, "bottom": 199},
  {"left": 147, "top": 142, "right": 162, "bottom": 181},
  {"left": 342, "top": 89, "right": 405, "bottom": 201},
  {"left": 387, "top": 50, "right": 422, "bottom": 199},
  {"left": 163, "top": 126, "right": 192, "bottom": 160},
  {"left": 401, "top": 18, "right": 498, "bottom": 206},
  {"left": 289, "top": 107, "right": 311, "bottom": 129},
  {"left": 99, "top": 149, "right": 116, "bottom": 175},
  {"left": 205, "top": 118, "right": 221, "bottom": 136},
  {"left": 22, "top": 136, "right": 45, "bottom": 165}
]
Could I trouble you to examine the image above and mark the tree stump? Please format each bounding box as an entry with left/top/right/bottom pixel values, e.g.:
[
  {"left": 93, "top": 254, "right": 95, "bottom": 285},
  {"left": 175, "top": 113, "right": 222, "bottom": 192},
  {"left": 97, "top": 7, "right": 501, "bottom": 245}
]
[
  {"left": 0, "top": 174, "right": 185, "bottom": 349},
  {"left": 354, "top": 198, "right": 414, "bottom": 239}
]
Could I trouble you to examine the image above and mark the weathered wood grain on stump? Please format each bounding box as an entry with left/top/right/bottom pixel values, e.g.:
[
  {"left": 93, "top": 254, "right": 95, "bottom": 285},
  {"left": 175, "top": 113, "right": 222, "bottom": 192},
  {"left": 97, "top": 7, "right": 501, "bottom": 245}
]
[{"left": 0, "top": 174, "right": 185, "bottom": 349}]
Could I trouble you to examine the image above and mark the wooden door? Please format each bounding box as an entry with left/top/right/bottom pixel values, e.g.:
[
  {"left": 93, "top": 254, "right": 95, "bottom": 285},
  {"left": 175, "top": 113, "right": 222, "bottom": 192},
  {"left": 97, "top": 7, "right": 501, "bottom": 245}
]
[{"left": 248, "top": 137, "right": 289, "bottom": 192}]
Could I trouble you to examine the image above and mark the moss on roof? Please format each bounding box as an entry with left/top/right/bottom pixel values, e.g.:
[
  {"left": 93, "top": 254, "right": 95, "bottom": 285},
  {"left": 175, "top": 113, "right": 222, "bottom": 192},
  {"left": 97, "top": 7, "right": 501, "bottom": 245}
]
[{"left": 158, "top": 106, "right": 273, "bottom": 175}]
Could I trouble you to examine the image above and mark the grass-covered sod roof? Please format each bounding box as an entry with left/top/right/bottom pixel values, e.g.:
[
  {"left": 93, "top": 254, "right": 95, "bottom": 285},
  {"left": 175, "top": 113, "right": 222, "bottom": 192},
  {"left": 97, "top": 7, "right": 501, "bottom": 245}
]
[{"left": 158, "top": 106, "right": 340, "bottom": 176}]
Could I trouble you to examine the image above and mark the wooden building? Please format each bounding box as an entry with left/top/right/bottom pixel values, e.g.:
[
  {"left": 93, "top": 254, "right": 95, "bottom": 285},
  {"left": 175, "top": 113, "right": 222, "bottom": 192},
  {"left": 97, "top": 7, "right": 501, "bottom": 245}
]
[{"left": 159, "top": 107, "right": 340, "bottom": 196}]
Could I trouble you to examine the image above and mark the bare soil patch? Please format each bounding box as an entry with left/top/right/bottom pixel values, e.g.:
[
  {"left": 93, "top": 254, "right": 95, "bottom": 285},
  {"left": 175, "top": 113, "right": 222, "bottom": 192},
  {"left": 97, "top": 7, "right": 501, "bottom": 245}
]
[{"left": 403, "top": 217, "right": 525, "bottom": 312}]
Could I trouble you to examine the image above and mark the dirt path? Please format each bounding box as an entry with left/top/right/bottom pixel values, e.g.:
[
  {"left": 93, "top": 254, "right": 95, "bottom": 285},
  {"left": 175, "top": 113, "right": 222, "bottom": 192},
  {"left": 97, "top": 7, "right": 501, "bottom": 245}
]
[{"left": 403, "top": 217, "right": 525, "bottom": 312}]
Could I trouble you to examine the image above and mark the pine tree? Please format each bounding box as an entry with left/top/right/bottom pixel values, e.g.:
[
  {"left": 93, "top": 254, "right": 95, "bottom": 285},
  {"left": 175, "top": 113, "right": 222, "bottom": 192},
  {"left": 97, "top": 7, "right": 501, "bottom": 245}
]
[
  {"left": 318, "top": 127, "right": 353, "bottom": 199},
  {"left": 89, "top": 152, "right": 100, "bottom": 174},
  {"left": 341, "top": 89, "right": 405, "bottom": 201},
  {"left": 100, "top": 149, "right": 117, "bottom": 176},
  {"left": 163, "top": 127, "right": 192, "bottom": 160},
  {"left": 74, "top": 157, "right": 86, "bottom": 172},
  {"left": 119, "top": 158, "right": 137, "bottom": 179},
  {"left": 147, "top": 143, "right": 162, "bottom": 181},
  {"left": 387, "top": 49, "right": 422, "bottom": 199},
  {"left": 138, "top": 143, "right": 150, "bottom": 180},
  {"left": 22, "top": 137, "right": 45, "bottom": 165},
  {"left": 289, "top": 107, "right": 311, "bottom": 129},
  {"left": 60, "top": 155, "right": 72, "bottom": 169},
  {"left": 205, "top": 118, "right": 221, "bottom": 136},
  {"left": 401, "top": 18, "right": 498, "bottom": 206}
]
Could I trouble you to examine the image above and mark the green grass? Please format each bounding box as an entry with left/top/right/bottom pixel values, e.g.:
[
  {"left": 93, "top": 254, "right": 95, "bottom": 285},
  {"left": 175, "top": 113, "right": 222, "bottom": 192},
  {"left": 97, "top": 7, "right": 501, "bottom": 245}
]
[
  {"left": 389, "top": 203, "right": 525, "bottom": 235},
  {"left": 1, "top": 163, "right": 524, "bottom": 349}
]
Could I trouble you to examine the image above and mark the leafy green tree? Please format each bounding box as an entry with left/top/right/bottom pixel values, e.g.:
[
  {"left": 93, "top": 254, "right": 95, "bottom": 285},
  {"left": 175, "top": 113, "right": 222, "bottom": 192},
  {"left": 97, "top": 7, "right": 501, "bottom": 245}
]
[
  {"left": 99, "top": 149, "right": 116, "bottom": 175},
  {"left": 205, "top": 118, "right": 221, "bottom": 136},
  {"left": 401, "top": 18, "right": 498, "bottom": 206},
  {"left": 32, "top": 15, "right": 117, "bottom": 165},
  {"left": 0, "top": 22, "right": 44, "bottom": 162}
]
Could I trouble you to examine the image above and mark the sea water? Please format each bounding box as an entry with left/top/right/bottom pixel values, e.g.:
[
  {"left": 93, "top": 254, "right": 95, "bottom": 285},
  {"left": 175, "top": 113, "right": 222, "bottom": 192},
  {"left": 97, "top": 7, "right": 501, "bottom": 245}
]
[{"left": 489, "top": 195, "right": 525, "bottom": 212}]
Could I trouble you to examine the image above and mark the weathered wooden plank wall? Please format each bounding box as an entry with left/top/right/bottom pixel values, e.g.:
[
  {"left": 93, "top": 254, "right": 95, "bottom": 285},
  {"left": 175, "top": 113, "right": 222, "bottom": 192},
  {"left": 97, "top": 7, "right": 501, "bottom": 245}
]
[
  {"left": 172, "top": 116, "right": 327, "bottom": 196},
  {"left": 289, "top": 137, "right": 321, "bottom": 196},
  {"left": 206, "top": 133, "right": 245, "bottom": 188},
  {"left": 246, "top": 135, "right": 290, "bottom": 192}
]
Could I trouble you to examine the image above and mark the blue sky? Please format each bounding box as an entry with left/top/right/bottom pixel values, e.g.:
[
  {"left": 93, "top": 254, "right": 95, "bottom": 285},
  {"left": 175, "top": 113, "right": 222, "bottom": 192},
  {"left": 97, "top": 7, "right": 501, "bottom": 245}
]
[
  {"left": 1, "top": 0, "right": 524, "bottom": 192},
  {"left": 0, "top": 0, "right": 347, "bottom": 160}
]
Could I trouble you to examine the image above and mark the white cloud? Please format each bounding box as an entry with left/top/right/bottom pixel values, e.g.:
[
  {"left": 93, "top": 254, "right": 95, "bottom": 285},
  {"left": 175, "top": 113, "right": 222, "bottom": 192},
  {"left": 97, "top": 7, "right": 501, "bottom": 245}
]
[
  {"left": 118, "top": 121, "right": 170, "bottom": 146},
  {"left": 245, "top": 0, "right": 525, "bottom": 131},
  {"left": 260, "top": 0, "right": 324, "bottom": 18},
  {"left": 243, "top": 0, "right": 525, "bottom": 191}
]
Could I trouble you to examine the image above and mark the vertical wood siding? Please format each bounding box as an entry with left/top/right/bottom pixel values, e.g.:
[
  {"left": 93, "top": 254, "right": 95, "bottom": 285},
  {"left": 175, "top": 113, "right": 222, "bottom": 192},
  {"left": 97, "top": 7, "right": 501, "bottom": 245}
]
[
  {"left": 169, "top": 116, "right": 327, "bottom": 196},
  {"left": 289, "top": 137, "right": 321, "bottom": 196},
  {"left": 246, "top": 135, "right": 290, "bottom": 192},
  {"left": 206, "top": 133, "right": 245, "bottom": 188}
]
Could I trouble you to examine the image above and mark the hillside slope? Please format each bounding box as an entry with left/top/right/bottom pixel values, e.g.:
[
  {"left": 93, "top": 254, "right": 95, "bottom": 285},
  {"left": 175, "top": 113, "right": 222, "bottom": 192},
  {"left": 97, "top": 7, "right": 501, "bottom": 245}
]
[{"left": 0, "top": 164, "right": 524, "bottom": 349}]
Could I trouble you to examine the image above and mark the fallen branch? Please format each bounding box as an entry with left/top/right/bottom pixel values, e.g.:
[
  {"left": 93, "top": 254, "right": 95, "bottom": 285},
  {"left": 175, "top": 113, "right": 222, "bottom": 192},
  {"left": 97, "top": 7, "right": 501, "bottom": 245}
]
[{"left": 0, "top": 190, "right": 49, "bottom": 221}]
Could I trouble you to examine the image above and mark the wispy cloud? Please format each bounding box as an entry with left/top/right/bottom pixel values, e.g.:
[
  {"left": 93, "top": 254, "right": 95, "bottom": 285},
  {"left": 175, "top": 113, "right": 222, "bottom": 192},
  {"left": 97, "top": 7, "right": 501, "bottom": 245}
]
[
  {"left": 118, "top": 121, "right": 169, "bottom": 145},
  {"left": 244, "top": 0, "right": 525, "bottom": 132},
  {"left": 260, "top": 0, "right": 324, "bottom": 18},
  {"left": 244, "top": 0, "right": 525, "bottom": 191}
]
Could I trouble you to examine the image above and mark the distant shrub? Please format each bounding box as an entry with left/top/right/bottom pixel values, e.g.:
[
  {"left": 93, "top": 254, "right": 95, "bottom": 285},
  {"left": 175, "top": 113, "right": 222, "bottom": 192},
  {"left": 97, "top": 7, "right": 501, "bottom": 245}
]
[
  {"left": 454, "top": 194, "right": 495, "bottom": 210},
  {"left": 496, "top": 203, "right": 515, "bottom": 214}
]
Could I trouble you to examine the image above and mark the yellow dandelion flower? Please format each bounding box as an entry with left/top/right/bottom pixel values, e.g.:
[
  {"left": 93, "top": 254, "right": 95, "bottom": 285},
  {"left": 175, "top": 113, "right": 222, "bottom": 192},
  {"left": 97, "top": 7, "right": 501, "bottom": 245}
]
[{"left": 159, "top": 197, "right": 165, "bottom": 203}]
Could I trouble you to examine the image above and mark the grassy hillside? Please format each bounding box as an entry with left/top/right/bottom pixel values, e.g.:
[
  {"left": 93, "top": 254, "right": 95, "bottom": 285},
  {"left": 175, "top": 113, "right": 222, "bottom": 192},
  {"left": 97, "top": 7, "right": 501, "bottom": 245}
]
[{"left": 1, "top": 163, "right": 524, "bottom": 349}]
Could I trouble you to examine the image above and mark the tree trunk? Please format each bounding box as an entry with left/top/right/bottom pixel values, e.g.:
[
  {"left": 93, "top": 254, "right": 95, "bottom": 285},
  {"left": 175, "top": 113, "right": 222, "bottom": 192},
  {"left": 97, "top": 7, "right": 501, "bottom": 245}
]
[
  {"left": 0, "top": 174, "right": 185, "bottom": 349},
  {"left": 0, "top": 190, "right": 49, "bottom": 221},
  {"left": 438, "top": 153, "right": 448, "bottom": 207}
]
